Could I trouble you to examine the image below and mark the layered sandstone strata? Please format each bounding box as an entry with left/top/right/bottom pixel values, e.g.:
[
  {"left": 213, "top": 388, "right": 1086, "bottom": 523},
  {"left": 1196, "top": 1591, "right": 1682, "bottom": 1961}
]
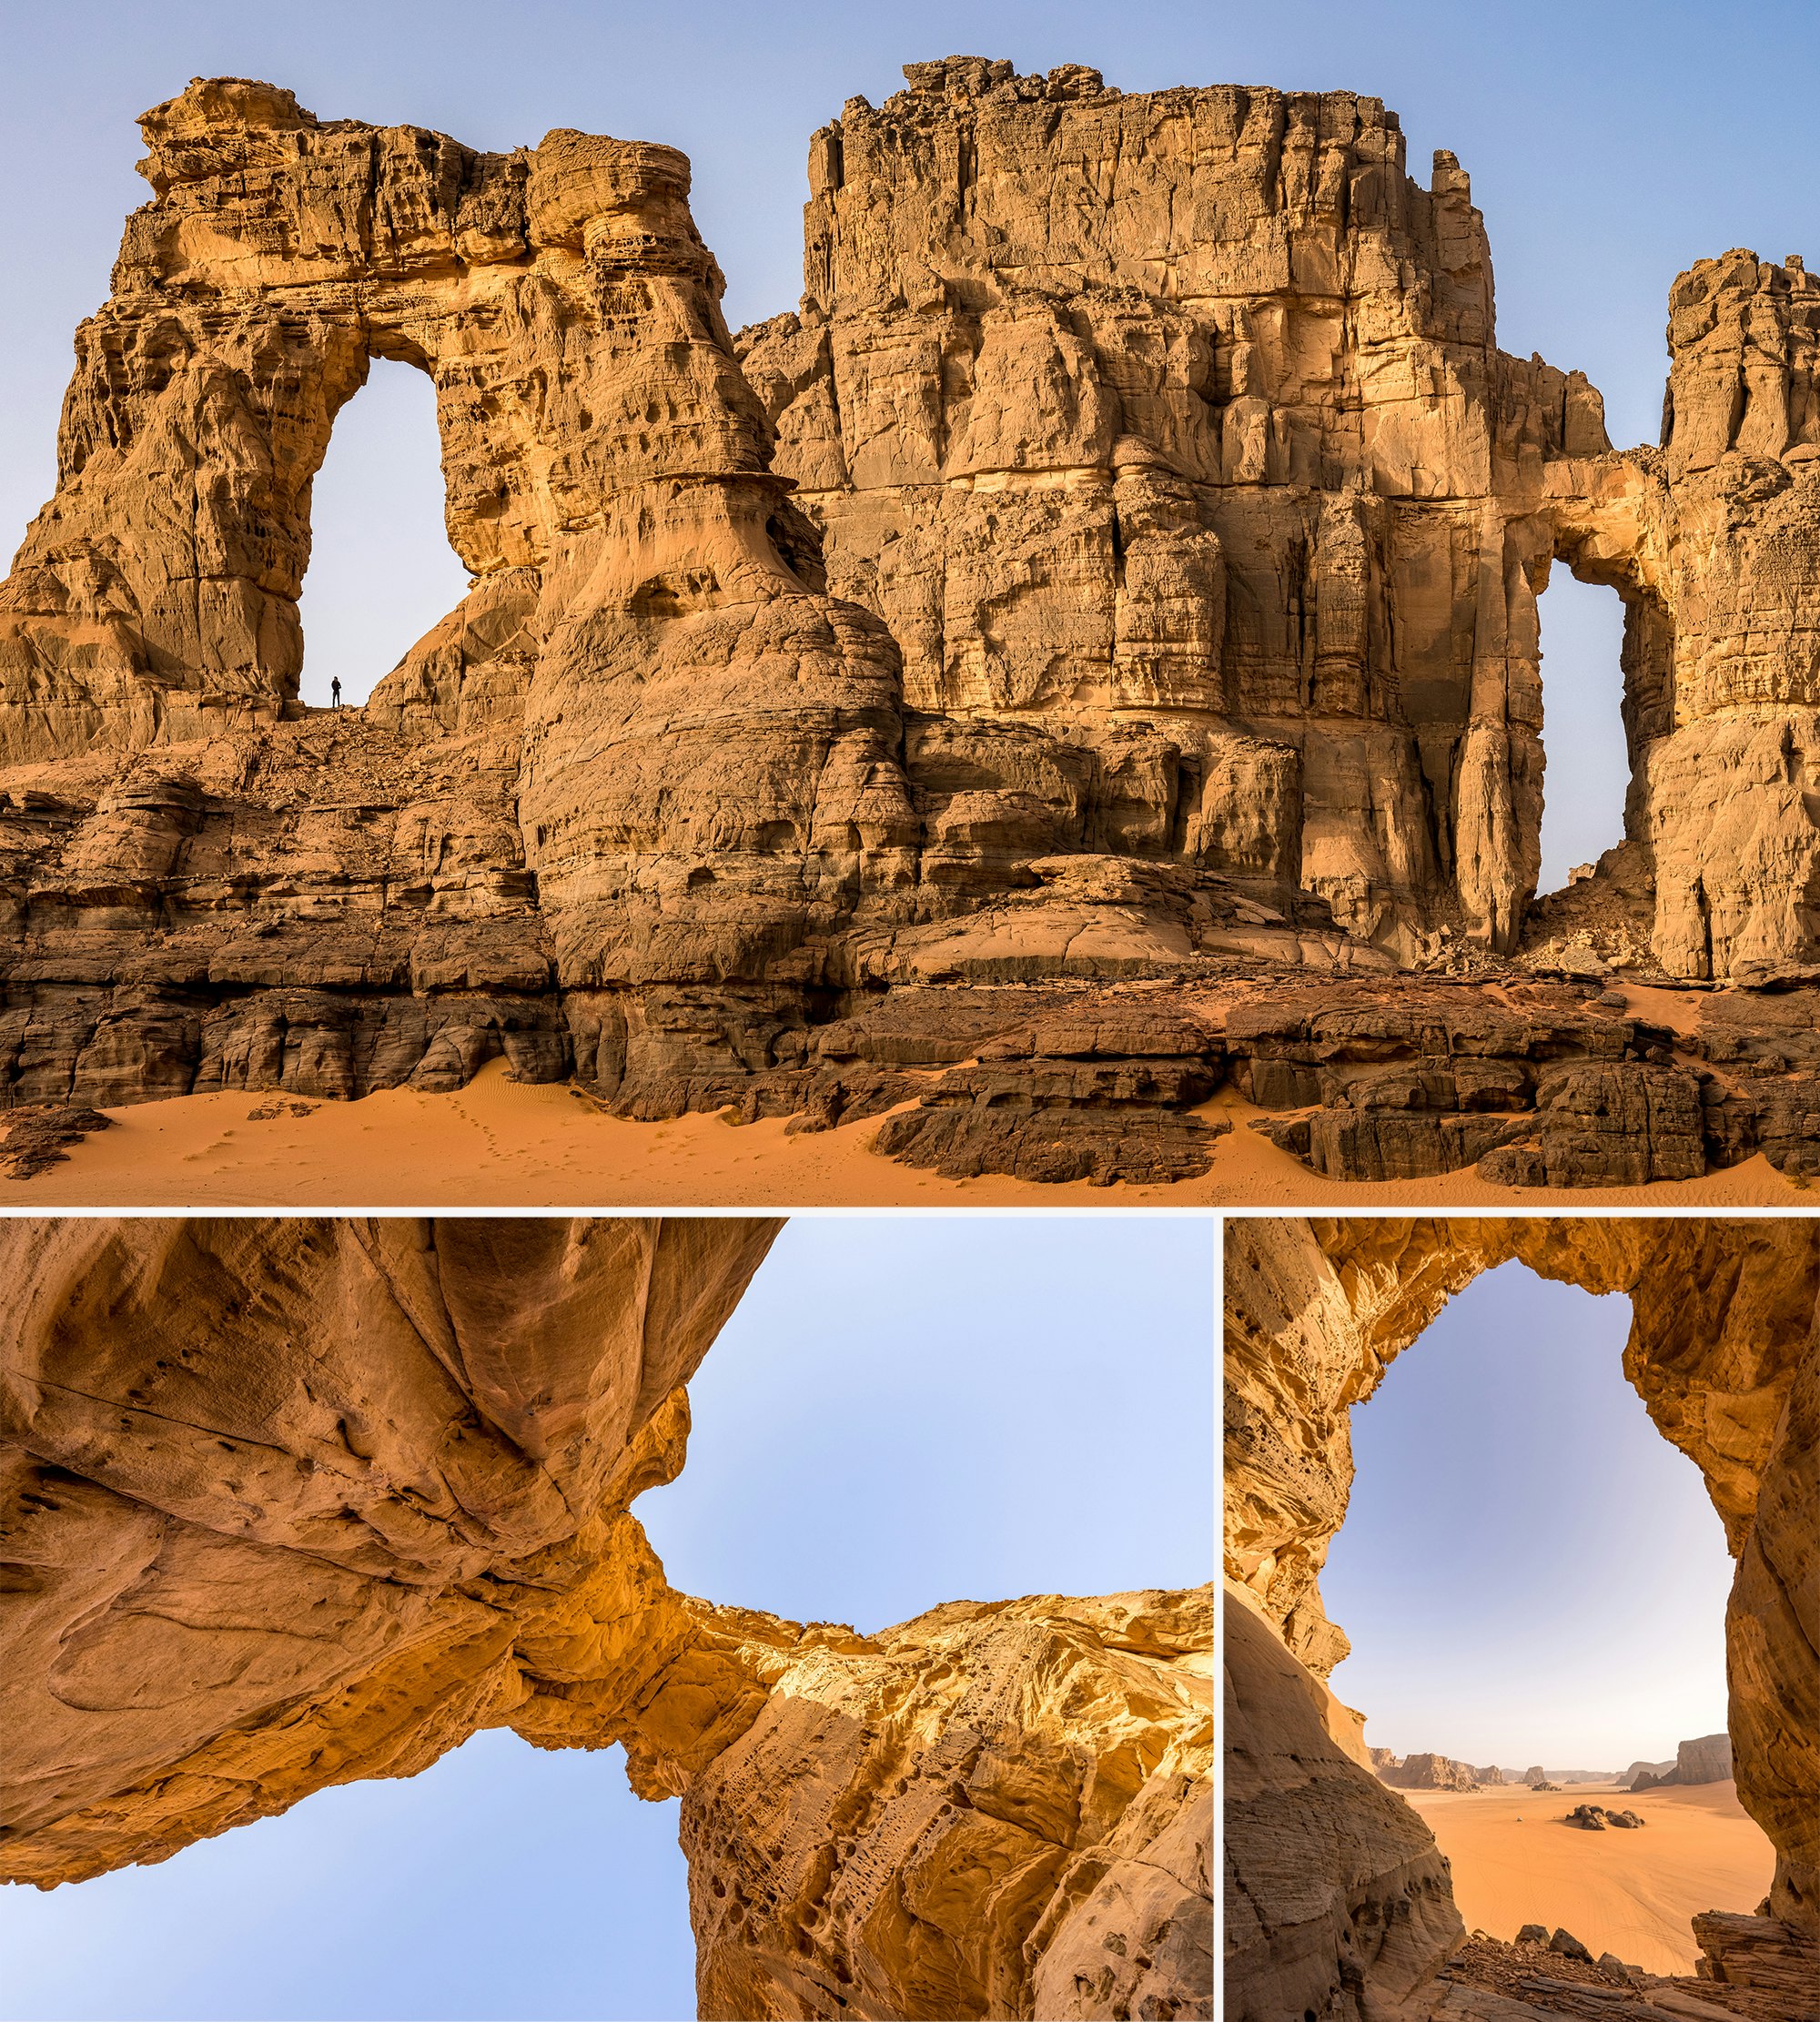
[
  {"left": 1222, "top": 1218, "right": 1820, "bottom": 2018},
  {"left": 1, "top": 64, "right": 1818, "bottom": 1189},
  {"left": 0, "top": 1218, "right": 1212, "bottom": 2021}
]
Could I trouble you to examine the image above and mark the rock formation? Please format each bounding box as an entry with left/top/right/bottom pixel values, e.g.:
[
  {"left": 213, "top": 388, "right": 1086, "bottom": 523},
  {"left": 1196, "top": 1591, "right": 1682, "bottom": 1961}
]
[
  {"left": 2, "top": 63, "right": 1820, "bottom": 1188},
  {"left": 1630, "top": 1731, "right": 1734, "bottom": 1790},
  {"left": 1223, "top": 1217, "right": 1820, "bottom": 2017},
  {"left": 0, "top": 1217, "right": 1212, "bottom": 2020},
  {"left": 1565, "top": 1803, "right": 1645, "bottom": 1830},
  {"left": 1376, "top": 1752, "right": 1482, "bottom": 1791}
]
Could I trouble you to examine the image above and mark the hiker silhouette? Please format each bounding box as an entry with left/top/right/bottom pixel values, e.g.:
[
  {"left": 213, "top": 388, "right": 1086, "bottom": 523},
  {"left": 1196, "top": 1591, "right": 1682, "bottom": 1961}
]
[{"left": 330, "top": 676, "right": 341, "bottom": 709}]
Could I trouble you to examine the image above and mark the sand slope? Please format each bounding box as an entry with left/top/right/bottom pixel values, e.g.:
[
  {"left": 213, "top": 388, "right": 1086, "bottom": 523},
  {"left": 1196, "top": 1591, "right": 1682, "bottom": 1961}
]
[
  {"left": 0, "top": 1063, "right": 1805, "bottom": 1208},
  {"left": 1401, "top": 1780, "right": 1775, "bottom": 1975}
]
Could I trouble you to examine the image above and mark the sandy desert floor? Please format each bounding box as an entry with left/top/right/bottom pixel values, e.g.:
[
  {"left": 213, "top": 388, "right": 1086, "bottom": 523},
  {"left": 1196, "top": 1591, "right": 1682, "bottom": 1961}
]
[
  {"left": 0, "top": 1061, "right": 1805, "bottom": 1207},
  {"left": 1401, "top": 1779, "right": 1776, "bottom": 1976}
]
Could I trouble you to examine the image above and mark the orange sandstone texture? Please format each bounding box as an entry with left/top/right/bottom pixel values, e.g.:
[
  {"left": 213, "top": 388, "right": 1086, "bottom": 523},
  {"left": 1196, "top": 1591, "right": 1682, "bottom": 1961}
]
[{"left": 1222, "top": 1217, "right": 1820, "bottom": 2019}]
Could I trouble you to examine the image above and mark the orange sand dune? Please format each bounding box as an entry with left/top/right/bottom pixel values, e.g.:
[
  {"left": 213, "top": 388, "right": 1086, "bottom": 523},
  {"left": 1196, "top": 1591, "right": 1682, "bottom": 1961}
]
[
  {"left": 1401, "top": 1779, "right": 1775, "bottom": 1976},
  {"left": 1, "top": 1062, "right": 1803, "bottom": 1208}
]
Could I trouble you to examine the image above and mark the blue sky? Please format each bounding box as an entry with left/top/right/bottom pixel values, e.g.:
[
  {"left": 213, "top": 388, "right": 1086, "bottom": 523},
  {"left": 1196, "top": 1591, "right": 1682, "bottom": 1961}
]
[
  {"left": 5, "top": 1, "right": 1808, "bottom": 886},
  {"left": 1322, "top": 1261, "right": 1734, "bottom": 1772},
  {"left": 0, "top": 1213, "right": 1214, "bottom": 2022},
  {"left": 3, "top": 2, "right": 1815, "bottom": 885}
]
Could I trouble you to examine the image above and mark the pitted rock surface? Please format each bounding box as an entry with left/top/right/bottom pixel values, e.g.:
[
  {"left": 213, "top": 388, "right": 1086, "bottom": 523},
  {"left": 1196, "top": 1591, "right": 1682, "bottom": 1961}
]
[{"left": 3, "top": 65, "right": 1820, "bottom": 1188}]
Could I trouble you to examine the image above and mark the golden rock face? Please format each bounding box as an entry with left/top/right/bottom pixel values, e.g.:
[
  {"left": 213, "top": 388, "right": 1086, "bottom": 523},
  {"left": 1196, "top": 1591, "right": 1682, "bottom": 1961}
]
[
  {"left": 2, "top": 65, "right": 1820, "bottom": 1192},
  {"left": 0, "top": 1216, "right": 1213, "bottom": 2020},
  {"left": 1223, "top": 1216, "right": 1820, "bottom": 2015}
]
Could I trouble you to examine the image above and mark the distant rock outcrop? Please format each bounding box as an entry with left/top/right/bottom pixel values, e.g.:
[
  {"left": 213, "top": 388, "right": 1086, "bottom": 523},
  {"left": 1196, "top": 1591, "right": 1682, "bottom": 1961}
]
[
  {"left": 1376, "top": 1751, "right": 1481, "bottom": 1791},
  {"left": 1631, "top": 1733, "right": 1734, "bottom": 1789},
  {"left": 1567, "top": 1803, "right": 1646, "bottom": 1830}
]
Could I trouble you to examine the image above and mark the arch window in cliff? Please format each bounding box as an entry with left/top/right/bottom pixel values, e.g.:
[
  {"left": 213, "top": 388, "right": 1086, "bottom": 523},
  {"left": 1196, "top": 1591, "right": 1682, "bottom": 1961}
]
[
  {"left": 295, "top": 358, "right": 471, "bottom": 710},
  {"left": 1535, "top": 571, "right": 1631, "bottom": 894},
  {"left": 1320, "top": 1262, "right": 1773, "bottom": 1973}
]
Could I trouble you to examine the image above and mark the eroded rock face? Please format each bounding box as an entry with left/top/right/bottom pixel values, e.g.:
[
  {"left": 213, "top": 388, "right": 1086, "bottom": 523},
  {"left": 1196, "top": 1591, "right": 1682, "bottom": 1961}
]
[
  {"left": 3, "top": 63, "right": 1818, "bottom": 1190},
  {"left": 665, "top": 1590, "right": 1212, "bottom": 2022},
  {"left": 0, "top": 1217, "right": 1212, "bottom": 2021},
  {"left": 1222, "top": 1217, "right": 1820, "bottom": 2017},
  {"left": 744, "top": 61, "right": 1581, "bottom": 959},
  {"left": 0, "top": 1215, "right": 784, "bottom": 1881},
  {"left": 745, "top": 60, "right": 1820, "bottom": 986},
  {"left": 1224, "top": 1592, "right": 1461, "bottom": 2022}
]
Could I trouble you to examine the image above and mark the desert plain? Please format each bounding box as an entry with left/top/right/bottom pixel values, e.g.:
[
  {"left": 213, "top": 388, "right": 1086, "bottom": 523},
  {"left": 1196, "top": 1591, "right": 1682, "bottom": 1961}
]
[{"left": 1402, "top": 1779, "right": 1776, "bottom": 1977}]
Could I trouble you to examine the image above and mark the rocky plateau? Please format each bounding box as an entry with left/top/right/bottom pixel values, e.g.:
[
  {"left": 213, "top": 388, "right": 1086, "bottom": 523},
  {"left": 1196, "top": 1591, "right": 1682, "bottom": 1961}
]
[
  {"left": 4, "top": 61, "right": 1820, "bottom": 1189},
  {"left": 0, "top": 1218, "right": 1212, "bottom": 2019},
  {"left": 1223, "top": 1217, "right": 1820, "bottom": 2019}
]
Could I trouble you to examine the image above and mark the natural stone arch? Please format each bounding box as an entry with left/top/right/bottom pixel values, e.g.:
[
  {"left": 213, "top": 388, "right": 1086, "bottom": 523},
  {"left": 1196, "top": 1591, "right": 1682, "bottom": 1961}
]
[
  {"left": 0, "top": 77, "right": 770, "bottom": 753},
  {"left": 0, "top": 1216, "right": 1212, "bottom": 2019},
  {"left": 0, "top": 76, "right": 919, "bottom": 1016},
  {"left": 1223, "top": 1216, "right": 1820, "bottom": 2016}
]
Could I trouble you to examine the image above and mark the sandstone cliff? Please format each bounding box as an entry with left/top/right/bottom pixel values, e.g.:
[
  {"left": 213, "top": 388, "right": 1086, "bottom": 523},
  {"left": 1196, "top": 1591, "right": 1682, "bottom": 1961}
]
[
  {"left": 1223, "top": 1218, "right": 1820, "bottom": 2018},
  {"left": 0, "top": 1217, "right": 1212, "bottom": 2021},
  {"left": 1630, "top": 1731, "right": 1734, "bottom": 1790},
  {"left": 3, "top": 65, "right": 1820, "bottom": 1191}
]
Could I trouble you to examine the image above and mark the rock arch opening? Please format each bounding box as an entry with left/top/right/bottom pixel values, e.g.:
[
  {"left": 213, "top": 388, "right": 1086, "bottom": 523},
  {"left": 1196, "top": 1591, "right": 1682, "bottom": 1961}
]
[
  {"left": 1320, "top": 1260, "right": 1766, "bottom": 1972},
  {"left": 1534, "top": 572, "right": 1632, "bottom": 895},
  {"left": 295, "top": 358, "right": 472, "bottom": 710},
  {"left": 1224, "top": 1217, "right": 1820, "bottom": 2019}
]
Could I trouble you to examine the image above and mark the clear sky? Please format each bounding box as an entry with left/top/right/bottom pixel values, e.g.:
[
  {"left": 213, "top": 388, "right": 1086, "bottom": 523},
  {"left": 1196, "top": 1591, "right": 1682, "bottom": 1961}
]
[
  {"left": 4, "top": 2, "right": 1811, "bottom": 870},
  {"left": 1321, "top": 1261, "right": 1734, "bottom": 1772},
  {"left": 0, "top": 1213, "right": 1214, "bottom": 2022}
]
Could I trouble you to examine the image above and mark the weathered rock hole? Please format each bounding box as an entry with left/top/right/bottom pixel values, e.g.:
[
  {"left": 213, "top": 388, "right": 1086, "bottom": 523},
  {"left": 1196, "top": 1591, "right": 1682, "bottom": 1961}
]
[
  {"left": 1320, "top": 1261, "right": 1764, "bottom": 1966},
  {"left": 297, "top": 358, "right": 469, "bottom": 708},
  {"left": 1535, "top": 571, "right": 1630, "bottom": 895}
]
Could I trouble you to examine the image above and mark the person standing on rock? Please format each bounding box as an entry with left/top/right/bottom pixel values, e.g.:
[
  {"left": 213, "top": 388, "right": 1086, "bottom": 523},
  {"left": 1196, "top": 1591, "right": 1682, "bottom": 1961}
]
[{"left": 330, "top": 676, "right": 341, "bottom": 709}]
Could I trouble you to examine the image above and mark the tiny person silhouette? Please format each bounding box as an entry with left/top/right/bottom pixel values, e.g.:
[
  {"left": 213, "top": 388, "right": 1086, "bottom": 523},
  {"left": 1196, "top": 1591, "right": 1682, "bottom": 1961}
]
[{"left": 330, "top": 676, "right": 342, "bottom": 709}]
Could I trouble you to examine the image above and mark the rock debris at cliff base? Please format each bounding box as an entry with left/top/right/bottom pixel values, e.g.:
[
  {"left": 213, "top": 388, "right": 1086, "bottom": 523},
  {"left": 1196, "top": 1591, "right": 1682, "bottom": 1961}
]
[
  {"left": 0, "top": 1218, "right": 1213, "bottom": 2020},
  {"left": 4, "top": 60, "right": 1820, "bottom": 1188}
]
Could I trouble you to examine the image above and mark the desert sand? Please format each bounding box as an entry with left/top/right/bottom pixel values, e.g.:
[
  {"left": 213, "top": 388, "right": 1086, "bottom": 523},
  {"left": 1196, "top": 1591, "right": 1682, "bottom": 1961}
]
[
  {"left": 0, "top": 1061, "right": 1806, "bottom": 1206},
  {"left": 1400, "top": 1779, "right": 1776, "bottom": 1975}
]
